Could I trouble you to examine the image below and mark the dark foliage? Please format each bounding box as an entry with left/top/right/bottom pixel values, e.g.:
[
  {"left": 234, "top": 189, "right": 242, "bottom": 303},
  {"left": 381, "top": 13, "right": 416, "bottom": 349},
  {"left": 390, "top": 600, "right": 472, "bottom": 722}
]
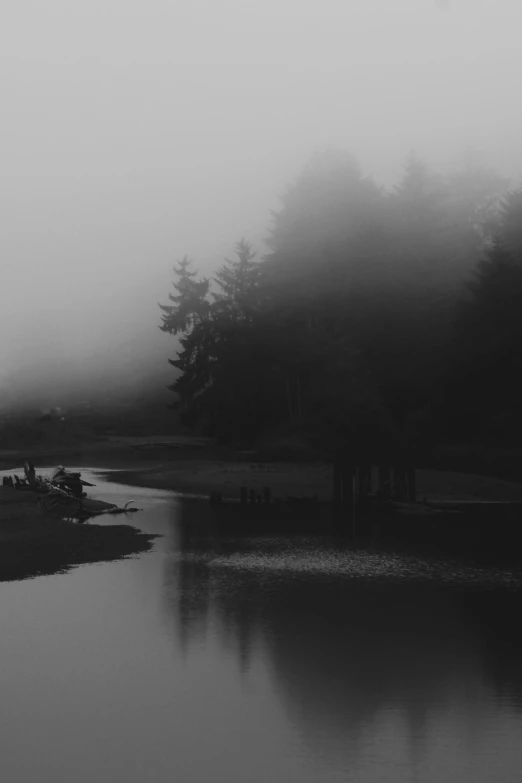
[
  {"left": 159, "top": 150, "right": 515, "bottom": 456},
  {"left": 446, "top": 190, "right": 522, "bottom": 444}
]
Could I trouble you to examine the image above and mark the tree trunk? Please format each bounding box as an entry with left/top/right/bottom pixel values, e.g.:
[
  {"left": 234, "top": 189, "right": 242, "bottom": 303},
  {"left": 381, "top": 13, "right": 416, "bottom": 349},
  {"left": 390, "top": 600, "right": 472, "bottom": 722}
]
[
  {"left": 406, "top": 466, "right": 417, "bottom": 503},
  {"left": 286, "top": 380, "right": 293, "bottom": 422}
]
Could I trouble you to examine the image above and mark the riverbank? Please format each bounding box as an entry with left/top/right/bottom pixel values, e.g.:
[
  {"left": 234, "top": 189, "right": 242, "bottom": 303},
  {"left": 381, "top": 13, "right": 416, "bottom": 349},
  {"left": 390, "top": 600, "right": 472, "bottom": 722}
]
[
  {"left": 0, "top": 435, "right": 225, "bottom": 472},
  {"left": 4, "top": 434, "right": 522, "bottom": 504},
  {"left": 0, "top": 487, "right": 158, "bottom": 582},
  {"left": 109, "top": 459, "right": 522, "bottom": 503}
]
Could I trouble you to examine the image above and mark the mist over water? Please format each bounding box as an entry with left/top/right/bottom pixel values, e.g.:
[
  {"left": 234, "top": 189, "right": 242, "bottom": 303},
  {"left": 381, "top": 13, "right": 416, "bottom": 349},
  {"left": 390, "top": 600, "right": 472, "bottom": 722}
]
[{"left": 2, "top": 0, "right": 522, "bottom": 409}]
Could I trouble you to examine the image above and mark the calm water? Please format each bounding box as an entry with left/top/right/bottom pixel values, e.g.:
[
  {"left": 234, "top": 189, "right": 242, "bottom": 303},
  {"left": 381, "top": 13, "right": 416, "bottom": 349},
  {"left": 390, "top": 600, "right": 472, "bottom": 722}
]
[{"left": 1, "top": 469, "right": 522, "bottom": 782}]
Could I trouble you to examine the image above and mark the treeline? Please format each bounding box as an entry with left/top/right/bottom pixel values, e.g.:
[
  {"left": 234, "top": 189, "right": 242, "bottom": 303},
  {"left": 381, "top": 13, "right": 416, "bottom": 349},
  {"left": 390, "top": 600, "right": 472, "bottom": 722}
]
[{"left": 159, "top": 149, "right": 521, "bottom": 457}]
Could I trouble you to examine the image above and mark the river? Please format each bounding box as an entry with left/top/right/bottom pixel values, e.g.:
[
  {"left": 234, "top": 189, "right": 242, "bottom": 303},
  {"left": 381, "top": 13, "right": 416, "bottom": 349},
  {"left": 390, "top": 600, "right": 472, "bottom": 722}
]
[{"left": 1, "top": 468, "right": 522, "bottom": 782}]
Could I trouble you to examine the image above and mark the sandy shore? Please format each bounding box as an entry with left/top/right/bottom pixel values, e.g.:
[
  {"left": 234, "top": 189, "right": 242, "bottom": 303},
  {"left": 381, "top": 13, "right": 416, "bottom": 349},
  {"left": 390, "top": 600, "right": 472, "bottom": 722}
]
[
  {"left": 110, "top": 460, "right": 332, "bottom": 499},
  {"left": 109, "top": 459, "right": 522, "bottom": 503},
  {"left": 5, "top": 434, "right": 522, "bottom": 506},
  {"left": 0, "top": 487, "right": 158, "bottom": 582}
]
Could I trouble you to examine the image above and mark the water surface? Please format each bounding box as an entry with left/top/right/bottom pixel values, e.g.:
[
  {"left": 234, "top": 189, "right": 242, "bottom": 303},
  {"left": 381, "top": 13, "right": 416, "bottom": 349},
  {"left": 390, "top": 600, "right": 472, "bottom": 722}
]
[{"left": 1, "top": 469, "right": 522, "bottom": 782}]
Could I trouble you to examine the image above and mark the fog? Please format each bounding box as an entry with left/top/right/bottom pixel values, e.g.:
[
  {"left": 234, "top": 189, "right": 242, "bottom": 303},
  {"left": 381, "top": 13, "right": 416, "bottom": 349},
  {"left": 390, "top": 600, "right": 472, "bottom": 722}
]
[{"left": 1, "top": 0, "right": 521, "bottom": 410}]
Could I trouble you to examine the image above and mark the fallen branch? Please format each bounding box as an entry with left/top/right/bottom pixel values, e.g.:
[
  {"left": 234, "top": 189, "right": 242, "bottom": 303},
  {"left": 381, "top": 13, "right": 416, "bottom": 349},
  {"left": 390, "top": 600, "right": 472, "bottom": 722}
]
[{"left": 19, "top": 461, "right": 141, "bottom": 521}]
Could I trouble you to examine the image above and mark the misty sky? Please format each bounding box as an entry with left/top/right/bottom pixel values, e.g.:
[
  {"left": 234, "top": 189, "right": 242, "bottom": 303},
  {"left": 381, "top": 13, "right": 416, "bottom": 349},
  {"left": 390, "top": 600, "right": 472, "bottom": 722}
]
[{"left": 2, "top": 0, "right": 522, "bottom": 404}]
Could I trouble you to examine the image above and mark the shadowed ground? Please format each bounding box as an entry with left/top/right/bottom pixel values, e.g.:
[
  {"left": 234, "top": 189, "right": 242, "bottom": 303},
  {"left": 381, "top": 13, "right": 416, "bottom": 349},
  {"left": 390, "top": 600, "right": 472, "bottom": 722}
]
[{"left": 0, "top": 487, "right": 159, "bottom": 582}]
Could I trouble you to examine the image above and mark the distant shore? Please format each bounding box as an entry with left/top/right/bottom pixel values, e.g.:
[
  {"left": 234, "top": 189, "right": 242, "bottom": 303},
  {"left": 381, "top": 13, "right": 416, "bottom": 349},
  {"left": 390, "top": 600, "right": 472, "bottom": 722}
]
[
  {"left": 4, "top": 435, "right": 522, "bottom": 504},
  {"left": 4, "top": 435, "right": 522, "bottom": 582},
  {"left": 107, "top": 456, "right": 522, "bottom": 505}
]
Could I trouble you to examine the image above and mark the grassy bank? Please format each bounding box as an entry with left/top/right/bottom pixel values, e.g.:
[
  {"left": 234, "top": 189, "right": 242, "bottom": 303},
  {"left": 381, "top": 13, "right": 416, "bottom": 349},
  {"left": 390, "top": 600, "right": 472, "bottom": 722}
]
[{"left": 0, "top": 487, "right": 159, "bottom": 582}]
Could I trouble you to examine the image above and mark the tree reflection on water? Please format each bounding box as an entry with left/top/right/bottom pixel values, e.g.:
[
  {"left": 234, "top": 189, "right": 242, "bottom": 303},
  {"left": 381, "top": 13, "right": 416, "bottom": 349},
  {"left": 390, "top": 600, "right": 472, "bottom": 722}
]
[{"left": 162, "top": 499, "right": 522, "bottom": 775}]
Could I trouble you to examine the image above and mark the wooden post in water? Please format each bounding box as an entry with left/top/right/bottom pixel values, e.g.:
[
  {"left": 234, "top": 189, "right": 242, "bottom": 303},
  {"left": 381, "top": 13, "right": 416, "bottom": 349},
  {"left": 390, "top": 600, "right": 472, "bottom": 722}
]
[
  {"left": 378, "top": 465, "right": 390, "bottom": 492},
  {"left": 406, "top": 466, "right": 417, "bottom": 503},
  {"left": 342, "top": 461, "right": 355, "bottom": 540},
  {"left": 333, "top": 448, "right": 344, "bottom": 533},
  {"left": 333, "top": 452, "right": 342, "bottom": 525},
  {"left": 371, "top": 465, "right": 380, "bottom": 495},
  {"left": 393, "top": 464, "right": 408, "bottom": 502},
  {"left": 352, "top": 468, "right": 357, "bottom": 540},
  {"left": 333, "top": 456, "right": 342, "bottom": 500},
  {"left": 333, "top": 449, "right": 355, "bottom": 537},
  {"left": 356, "top": 464, "right": 370, "bottom": 501}
]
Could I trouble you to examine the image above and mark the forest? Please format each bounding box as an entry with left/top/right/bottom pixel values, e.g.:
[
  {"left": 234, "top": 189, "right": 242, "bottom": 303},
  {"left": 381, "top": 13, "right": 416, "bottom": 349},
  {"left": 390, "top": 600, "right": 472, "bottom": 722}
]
[{"left": 159, "top": 150, "right": 522, "bottom": 461}]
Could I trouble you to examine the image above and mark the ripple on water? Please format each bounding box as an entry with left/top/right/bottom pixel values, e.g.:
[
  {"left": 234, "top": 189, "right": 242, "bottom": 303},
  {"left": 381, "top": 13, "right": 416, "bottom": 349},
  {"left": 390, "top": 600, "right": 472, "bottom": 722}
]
[{"left": 173, "top": 537, "right": 522, "bottom": 592}]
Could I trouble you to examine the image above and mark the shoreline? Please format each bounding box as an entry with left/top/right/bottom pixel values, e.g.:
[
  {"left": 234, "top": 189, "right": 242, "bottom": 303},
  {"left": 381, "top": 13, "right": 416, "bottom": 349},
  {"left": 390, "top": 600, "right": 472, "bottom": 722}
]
[
  {"left": 4, "top": 436, "right": 522, "bottom": 583},
  {"left": 4, "top": 448, "right": 522, "bottom": 582},
  {"left": 107, "top": 460, "right": 334, "bottom": 500},
  {"left": 0, "top": 487, "right": 159, "bottom": 583},
  {"left": 106, "top": 460, "right": 522, "bottom": 504},
  {"left": 5, "top": 434, "right": 522, "bottom": 502}
]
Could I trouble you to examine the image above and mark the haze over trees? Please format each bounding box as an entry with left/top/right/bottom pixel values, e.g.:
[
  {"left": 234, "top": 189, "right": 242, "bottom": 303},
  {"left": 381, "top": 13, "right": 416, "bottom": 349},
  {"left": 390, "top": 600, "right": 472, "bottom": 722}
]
[
  {"left": 446, "top": 192, "right": 522, "bottom": 443},
  {"left": 160, "top": 149, "right": 517, "bottom": 455}
]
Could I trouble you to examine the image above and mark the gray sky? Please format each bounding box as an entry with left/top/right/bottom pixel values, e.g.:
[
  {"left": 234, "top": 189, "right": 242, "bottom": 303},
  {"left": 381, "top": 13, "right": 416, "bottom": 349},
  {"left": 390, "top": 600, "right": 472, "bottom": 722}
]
[{"left": 1, "top": 0, "right": 521, "bottom": 405}]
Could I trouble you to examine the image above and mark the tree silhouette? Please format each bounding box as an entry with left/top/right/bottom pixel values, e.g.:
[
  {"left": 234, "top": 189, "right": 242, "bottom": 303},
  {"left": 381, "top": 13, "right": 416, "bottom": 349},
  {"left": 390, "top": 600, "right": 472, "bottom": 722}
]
[{"left": 159, "top": 149, "right": 510, "bottom": 453}]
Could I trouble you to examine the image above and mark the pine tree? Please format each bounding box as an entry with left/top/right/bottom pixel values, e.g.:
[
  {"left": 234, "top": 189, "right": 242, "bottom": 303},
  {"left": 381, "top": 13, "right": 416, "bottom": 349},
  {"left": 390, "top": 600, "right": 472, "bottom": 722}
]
[
  {"left": 448, "top": 237, "right": 522, "bottom": 442},
  {"left": 213, "top": 239, "right": 261, "bottom": 319},
  {"left": 159, "top": 256, "right": 210, "bottom": 335},
  {"left": 371, "top": 153, "right": 507, "bottom": 429},
  {"left": 259, "top": 149, "right": 387, "bottom": 410},
  {"left": 159, "top": 245, "right": 272, "bottom": 440},
  {"left": 206, "top": 240, "right": 275, "bottom": 439},
  {"left": 498, "top": 189, "right": 522, "bottom": 258},
  {"left": 262, "top": 148, "right": 384, "bottom": 304},
  {"left": 445, "top": 156, "right": 507, "bottom": 246},
  {"left": 159, "top": 257, "right": 212, "bottom": 417},
  {"left": 455, "top": 189, "right": 522, "bottom": 359}
]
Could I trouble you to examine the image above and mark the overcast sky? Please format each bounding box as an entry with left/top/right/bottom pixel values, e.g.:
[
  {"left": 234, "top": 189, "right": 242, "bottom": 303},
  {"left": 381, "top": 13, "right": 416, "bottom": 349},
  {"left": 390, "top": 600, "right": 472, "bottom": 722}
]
[{"left": 1, "top": 0, "right": 521, "bottom": 404}]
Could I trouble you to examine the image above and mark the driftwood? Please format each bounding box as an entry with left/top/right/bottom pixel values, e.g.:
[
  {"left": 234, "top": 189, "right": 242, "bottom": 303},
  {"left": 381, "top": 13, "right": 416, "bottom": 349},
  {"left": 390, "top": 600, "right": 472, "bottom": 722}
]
[
  {"left": 87, "top": 502, "right": 139, "bottom": 517},
  {"left": 18, "top": 461, "right": 140, "bottom": 521}
]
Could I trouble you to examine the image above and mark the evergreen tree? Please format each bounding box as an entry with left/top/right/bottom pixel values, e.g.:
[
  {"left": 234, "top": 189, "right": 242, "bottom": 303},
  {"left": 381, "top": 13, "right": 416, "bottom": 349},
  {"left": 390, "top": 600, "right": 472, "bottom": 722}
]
[
  {"left": 204, "top": 240, "right": 266, "bottom": 439},
  {"left": 159, "top": 257, "right": 212, "bottom": 419},
  {"left": 445, "top": 156, "right": 508, "bottom": 247},
  {"left": 159, "top": 244, "right": 271, "bottom": 440},
  {"left": 159, "top": 256, "right": 211, "bottom": 334},
  {"left": 365, "top": 153, "right": 507, "bottom": 431},
  {"left": 262, "top": 148, "right": 385, "bottom": 305},
  {"left": 448, "top": 218, "right": 522, "bottom": 443},
  {"left": 158, "top": 150, "right": 509, "bottom": 452},
  {"left": 256, "top": 149, "right": 401, "bottom": 449},
  {"left": 213, "top": 239, "right": 261, "bottom": 317},
  {"left": 498, "top": 189, "right": 522, "bottom": 257}
]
